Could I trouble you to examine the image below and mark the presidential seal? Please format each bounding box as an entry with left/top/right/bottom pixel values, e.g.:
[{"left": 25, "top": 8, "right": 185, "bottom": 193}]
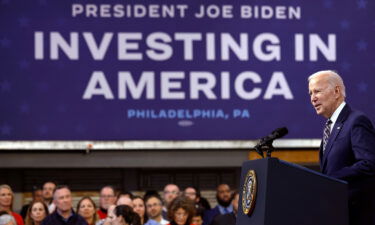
[{"left": 242, "top": 170, "right": 257, "bottom": 216}]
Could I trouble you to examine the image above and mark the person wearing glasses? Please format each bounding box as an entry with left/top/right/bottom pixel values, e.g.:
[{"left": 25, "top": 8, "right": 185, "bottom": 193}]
[
  {"left": 98, "top": 186, "right": 117, "bottom": 220},
  {"left": 144, "top": 195, "right": 168, "bottom": 225},
  {"left": 162, "top": 184, "right": 180, "bottom": 219}
]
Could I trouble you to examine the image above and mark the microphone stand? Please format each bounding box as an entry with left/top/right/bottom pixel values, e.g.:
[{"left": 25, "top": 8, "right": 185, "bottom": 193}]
[{"left": 254, "top": 141, "right": 275, "bottom": 158}]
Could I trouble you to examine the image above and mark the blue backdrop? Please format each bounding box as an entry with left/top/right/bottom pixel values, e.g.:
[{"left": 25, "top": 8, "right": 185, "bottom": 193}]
[{"left": 0, "top": 0, "right": 374, "bottom": 140}]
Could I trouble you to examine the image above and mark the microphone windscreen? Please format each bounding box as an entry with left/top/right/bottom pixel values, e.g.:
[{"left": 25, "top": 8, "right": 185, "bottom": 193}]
[{"left": 273, "top": 127, "right": 288, "bottom": 138}]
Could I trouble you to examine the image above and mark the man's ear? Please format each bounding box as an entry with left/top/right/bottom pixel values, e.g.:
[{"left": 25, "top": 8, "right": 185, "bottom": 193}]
[{"left": 334, "top": 86, "right": 341, "bottom": 98}]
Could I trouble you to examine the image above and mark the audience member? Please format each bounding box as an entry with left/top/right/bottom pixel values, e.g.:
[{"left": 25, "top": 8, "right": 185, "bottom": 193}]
[
  {"left": 0, "top": 184, "right": 24, "bottom": 225},
  {"left": 210, "top": 191, "right": 239, "bottom": 225},
  {"left": 98, "top": 186, "right": 117, "bottom": 220},
  {"left": 190, "top": 209, "right": 203, "bottom": 225},
  {"left": 24, "top": 200, "right": 49, "bottom": 225},
  {"left": 144, "top": 195, "right": 168, "bottom": 225},
  {"left": 183, "top": 187, "right": 207, "bottom": 213},
  {"left": 143, "top": 191, "right": 159, "bottom": 201},
  {"left": 162, "top": 185, "right": 180, "bottom": 218},
  {"left": 96, "top": 205, "right": 115, "bottom": 225},
  {"left": 166, "top": 197, "right": 195, "bottom": 225},
  {"left": 183, "top": 188, "right": 198, "bottom": 207},
  {"left": 41, "top": 185, "right": 87, "bottom": 225},
  {"left": 0, "top": 211, "right": 16, "bottom": 225},
  {"left": 116, "top": 192, "right": 134, "bottom": 201},
  {"left": 77, "top": 197, "right": 98, "bottom": 225},
  {"left": 132, "top": 196, "right": 147, "bottom": 225},
  {"left": 41, "top": 182, "right": 56, "bottom": 214},
  {"left": 111, "top": 205, "right": 140, "bottom": 225},
  {"left": 196, "top": 199, "right": 210, "bottom": 212},
  {"left": 20, "top": 187, "right": 43, "bottom": 220},
  {"left": 116, "top": 197, "right": 133, "bottom": 208},
  {"left": 202, "top": 184, "right": 232, "bottom": 225}
]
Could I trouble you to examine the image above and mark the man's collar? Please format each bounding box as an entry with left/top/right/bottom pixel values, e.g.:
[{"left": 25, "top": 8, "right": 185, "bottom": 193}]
[
  {"left": 56, "top": 209, "right": 74, "bottom": 221},
  {"left": 329, "top": 101, "right": 346, "bottom": 124},
  {"left": 217, "top": 204, "right": 233, "bottom": 214}
]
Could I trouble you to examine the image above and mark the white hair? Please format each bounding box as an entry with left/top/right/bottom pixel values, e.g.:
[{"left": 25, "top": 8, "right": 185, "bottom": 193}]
[
  {"left": 0, "top": 214, "right": 16, "bottom": 225},
  {"left": 308, "top": 70, "right": 346, "bottom": 97}
]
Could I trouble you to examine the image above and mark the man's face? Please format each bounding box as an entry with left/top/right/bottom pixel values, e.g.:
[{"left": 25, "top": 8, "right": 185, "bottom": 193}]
[
  {"left": 184, "top": 187, "right": 198, "bottom": 202},
  {"left": 0, "top": 188, "right": 12, "bottom": 208},
  {"left": 116, "top": 196, "right": 133, "bottom": 207},
  {"left": 100, "top": 187, "right": 116, "bottom": 210},
  {"left": 146, "top": 197, "right": 163, "bottom": 219},
  {"left": 42, "top": 182, "right": 56, "bottom": 201},
  {"left": 53, "top": 188, "right": 72, "bottom": 213},
  {"left": 33, "top": 190, "right": 43, "bottom": 202},
  {"left": 217, "top": 184, "right": 231, "bottom": 203},
  {"left": 163, "top": 184, "right": 179, "bottom": 205},
  {"left": 309, "top": 75, "right": 340, "bottom": 119}
]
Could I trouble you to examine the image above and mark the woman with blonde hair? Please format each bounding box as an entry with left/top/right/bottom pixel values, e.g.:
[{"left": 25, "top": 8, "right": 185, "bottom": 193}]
[
  {"left": 0, "top": 185, "right": 24, "bottom": 225},
  {"left": 24, "top": 201, "right": 49, "bottom": 225}
]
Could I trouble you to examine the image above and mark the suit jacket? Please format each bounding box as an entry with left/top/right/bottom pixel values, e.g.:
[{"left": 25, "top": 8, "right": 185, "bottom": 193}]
[
  {"left": 320, "top": 104, "right": 375, "bottom": 224},
  {"left": 203, "top": 206, "right": 220, "bottom": 225},
  {"left": 41, "top": 210, "right": 88, "bottom": 225},
  {"left": 210, "top": 212, "right": 236, "bottom": 225}
]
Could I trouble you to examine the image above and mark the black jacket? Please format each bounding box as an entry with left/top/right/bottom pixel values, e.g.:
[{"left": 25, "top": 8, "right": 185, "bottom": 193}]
[{"left": 41, "top": 210, "right": 88, "bottom": 225}]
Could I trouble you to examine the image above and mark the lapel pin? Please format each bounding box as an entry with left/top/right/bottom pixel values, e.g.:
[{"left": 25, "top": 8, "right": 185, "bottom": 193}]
[{"left": 337, "top": 127, "right": 341, "bottom": 129}]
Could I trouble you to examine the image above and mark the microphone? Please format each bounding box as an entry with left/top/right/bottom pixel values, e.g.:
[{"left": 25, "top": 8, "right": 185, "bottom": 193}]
[{"left": 255, "top": 127, "right": 288, "bottom": 148}]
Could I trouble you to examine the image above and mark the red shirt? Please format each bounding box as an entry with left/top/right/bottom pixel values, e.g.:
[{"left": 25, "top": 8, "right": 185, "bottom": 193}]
[
  {"left": 11, "top": 212, "right": 24, "bottom": 225},
  {"left": 97, "top": 209, "right": 107, "bottom": 219}
]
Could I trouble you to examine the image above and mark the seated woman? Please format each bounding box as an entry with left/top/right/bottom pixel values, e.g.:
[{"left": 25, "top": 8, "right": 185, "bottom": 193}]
[
  {"left": 167, "top": 197, "right": 196, "bottom": 225},
  {"left": 24, "top": 201, "right": 49, "bottom": 225}
]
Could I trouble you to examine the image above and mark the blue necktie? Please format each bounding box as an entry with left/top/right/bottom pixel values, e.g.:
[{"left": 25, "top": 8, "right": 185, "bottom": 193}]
[{"left": 322, "top": 119, "right": 332, "bottom": 153}]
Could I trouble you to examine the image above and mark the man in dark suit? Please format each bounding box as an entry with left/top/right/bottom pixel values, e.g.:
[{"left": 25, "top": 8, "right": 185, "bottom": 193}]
[{"left": 308, "top": 70, "right": 375, "bottom": 225}]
